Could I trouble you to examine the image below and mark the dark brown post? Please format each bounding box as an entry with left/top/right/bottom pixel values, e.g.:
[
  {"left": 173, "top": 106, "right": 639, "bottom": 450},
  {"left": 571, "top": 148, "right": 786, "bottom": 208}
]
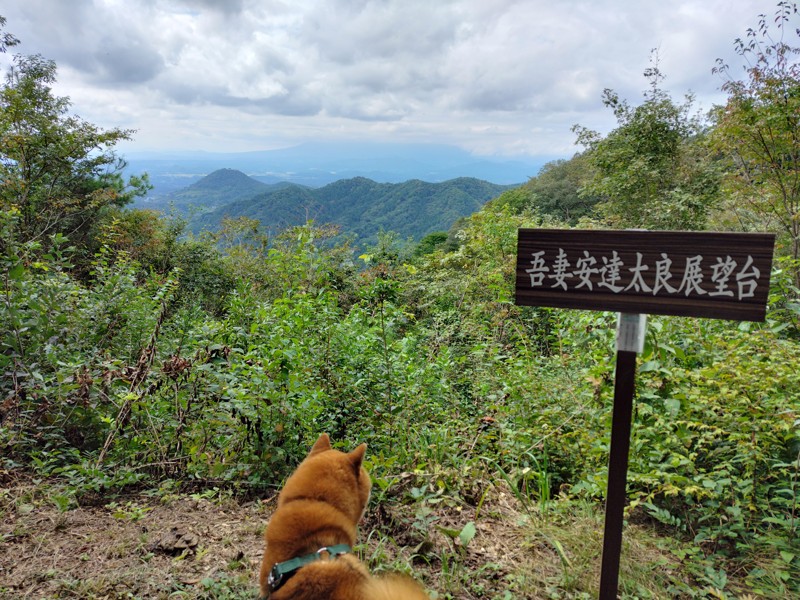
[{"left": 599, "top": 349, "right": 637, "bottom": 599}]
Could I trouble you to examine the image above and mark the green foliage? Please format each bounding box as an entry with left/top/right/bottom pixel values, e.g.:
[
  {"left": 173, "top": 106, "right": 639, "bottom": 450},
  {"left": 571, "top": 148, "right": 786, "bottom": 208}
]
[
  {"left": 3, "top": 184, "right": 800, "bottom": 596},
  {"left": 0, "top": 54, "right": 149, "bottom": 262},
  {"left": 635, "top": 323, "right": 798, "bottom": 527},
  {"left": 187, "top": 175, "right": 512, "bottom": 250},
  {"left": 711, "top": 1, "right": 800, "bottom": 272},
  {"left": 573, "top": 52, "right": 721, "bottom": 230},
  {"left": 98, "top": 210, "right": 236, "bottom": 315},
  {"left": 626, "top": 317, "right": 800, "bottom": 595},
  {"left": 494, "top": 155, "right": 600, "bottom": 224},
  {"left": 413, "top": 231, "right": 449, "bottom": 257},
  {"left": 0, "top": 216, "right": 182, "bottom": 460},
  {"left": 0, "top": 15, "right": 19, "bottom": 54},
  {"left": 767, "top": 256, "right": 800, "bottom": 338},
  {"left": 221, "top": 221, "right": 357, "bottom": 304}
]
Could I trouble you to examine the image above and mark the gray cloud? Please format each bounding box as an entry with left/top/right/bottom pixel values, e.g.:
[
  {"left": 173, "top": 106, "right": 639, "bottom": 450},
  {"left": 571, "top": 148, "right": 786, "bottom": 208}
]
[
  {"left": 5, "top": 0, "right": 164, "bottom": 84},
  {"left": 85, "top": 36, "right": 164, "bottom": 85},
  {"left": 0, "top": 0, "right": 773, "bottom": 155},
  {"left": 174, "top": 0, "right": 246, "bottom": 15}
]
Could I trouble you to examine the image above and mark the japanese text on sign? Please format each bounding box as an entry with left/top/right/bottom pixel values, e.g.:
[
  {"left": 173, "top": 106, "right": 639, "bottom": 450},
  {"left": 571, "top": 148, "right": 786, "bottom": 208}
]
[
  {"left": 525, "top": 249, "right": 761, "bottom": 301},
  {"left": 514, "top": 229, "right": 775, "bottom": 321}
]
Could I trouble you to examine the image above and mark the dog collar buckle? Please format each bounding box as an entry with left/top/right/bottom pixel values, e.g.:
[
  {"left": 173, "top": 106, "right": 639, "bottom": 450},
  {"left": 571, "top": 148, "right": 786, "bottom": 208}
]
[{"left": 267, "top": 563, "right": 284, "bottom": 592}]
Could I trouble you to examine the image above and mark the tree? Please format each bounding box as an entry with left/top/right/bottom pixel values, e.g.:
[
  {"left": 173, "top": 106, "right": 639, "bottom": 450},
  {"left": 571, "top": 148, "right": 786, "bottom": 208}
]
[
  {"left": 710, "top": 1, "right": 800, "bottom": 269},
  {"left": 573, "top": 53, "right": 721, "bottom": 230},
  {"left": 0, "top": 16, "right": 19, "bottom": 54},
  {"left": 487, "top": 155, "right": 598, "bottom": 224},
  {"left": 413, "top": 231, "right": 449, "bottom": 257},
  {"left": 0, "top": 53, "right": 149, "bottom": 256},
  {"left": 526, "top": 154, "right": 600, "bottom": 224}
]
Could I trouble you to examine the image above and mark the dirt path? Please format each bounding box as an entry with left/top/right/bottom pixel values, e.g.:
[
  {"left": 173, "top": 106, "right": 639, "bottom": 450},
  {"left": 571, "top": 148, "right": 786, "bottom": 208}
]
[
  {"left": 1, "top": 470, "right": 538, "bottom": 599},
  {"left": 1, "top": 478, "right": 270, "bottom": 599}
]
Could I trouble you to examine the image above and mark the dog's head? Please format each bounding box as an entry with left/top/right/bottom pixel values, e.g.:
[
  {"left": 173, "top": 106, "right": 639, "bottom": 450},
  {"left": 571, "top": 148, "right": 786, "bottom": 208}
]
[{"left": 278, "top": 433, "right": 372, "bottom": 526}]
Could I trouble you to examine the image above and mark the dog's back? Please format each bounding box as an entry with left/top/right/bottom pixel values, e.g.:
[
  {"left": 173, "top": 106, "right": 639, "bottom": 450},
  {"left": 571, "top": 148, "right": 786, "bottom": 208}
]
[{"left": 259, "top": 434, "right": 428, "bottom": 599}]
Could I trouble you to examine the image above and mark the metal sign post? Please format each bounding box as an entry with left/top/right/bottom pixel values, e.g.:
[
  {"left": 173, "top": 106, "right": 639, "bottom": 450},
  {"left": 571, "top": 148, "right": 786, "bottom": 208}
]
[{"left": 514, "top": 229, "right": 775, "bottom": 599}]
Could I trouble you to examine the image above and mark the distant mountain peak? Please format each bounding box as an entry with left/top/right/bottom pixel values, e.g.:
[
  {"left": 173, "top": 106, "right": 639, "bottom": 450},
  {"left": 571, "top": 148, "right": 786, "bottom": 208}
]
[
  {"left": 152, "top": 168, "right": 275, "bottom": 212},
  {"left": 189, "top": 168, "right": 265, "bottom": 190}
]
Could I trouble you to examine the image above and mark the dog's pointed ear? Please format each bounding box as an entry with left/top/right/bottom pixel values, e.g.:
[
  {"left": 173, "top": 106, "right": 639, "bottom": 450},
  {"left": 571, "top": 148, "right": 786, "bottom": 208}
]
[
  {"left": 309, "top": 433, "right": 332, "bottom": 456},
  {"left": 348, "top": 443, "right": 367, "bottom": 475}
]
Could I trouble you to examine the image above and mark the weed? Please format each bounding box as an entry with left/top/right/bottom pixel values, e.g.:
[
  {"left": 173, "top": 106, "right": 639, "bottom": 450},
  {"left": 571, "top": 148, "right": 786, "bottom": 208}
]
[{"left": 106, "top": 500, "right": 153, "bottom": 522}]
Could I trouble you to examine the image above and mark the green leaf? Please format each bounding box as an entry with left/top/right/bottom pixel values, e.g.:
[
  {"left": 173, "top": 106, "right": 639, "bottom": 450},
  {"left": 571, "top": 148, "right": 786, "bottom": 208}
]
[
  {"left": 639, "top": 360, "right": 661, "bottom": 373},
  {"left": 8, "top": 261, "right": 24, "bottom": 280},
  {"left": 458, "top": 521, "right": 476, "bottom": 547},
  {"left": 437, "top": 525, "right": 461, "bottom": 539},
  {"left": 780, "top": 551, "right": 795, "bottom": 564}
]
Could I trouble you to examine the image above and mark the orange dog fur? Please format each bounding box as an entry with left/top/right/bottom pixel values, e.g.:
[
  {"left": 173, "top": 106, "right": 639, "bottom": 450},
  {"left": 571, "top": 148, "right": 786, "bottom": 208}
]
[{"left": 259, "top": 433, "right": 429, "bottom": 599}]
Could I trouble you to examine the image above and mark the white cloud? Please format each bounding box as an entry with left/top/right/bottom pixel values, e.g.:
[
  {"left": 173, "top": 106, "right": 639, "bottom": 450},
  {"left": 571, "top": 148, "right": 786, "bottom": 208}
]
[{"left": 0, "top": 0, "right": 775, "bottom": 156}]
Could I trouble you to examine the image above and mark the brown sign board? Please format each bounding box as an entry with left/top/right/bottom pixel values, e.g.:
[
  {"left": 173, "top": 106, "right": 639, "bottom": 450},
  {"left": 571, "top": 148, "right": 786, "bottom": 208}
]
[{"left": 515, "top": 229, "right": 775, "bottom": 321}]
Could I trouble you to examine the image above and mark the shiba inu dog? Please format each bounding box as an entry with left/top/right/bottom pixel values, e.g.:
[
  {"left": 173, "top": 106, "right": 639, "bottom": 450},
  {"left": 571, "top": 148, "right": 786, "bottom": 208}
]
[{"left": 259, "top": 433, "right": 429, "bottom": 599}]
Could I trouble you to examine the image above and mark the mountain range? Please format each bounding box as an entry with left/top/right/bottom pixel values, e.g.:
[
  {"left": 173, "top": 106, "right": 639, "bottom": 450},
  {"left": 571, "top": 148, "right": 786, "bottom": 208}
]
[
  {"left": 124, "top": 141, "right": 551, "bottom": 198},
  {"left": 137, "top": 168, "right": 515, "bottom": 248}
]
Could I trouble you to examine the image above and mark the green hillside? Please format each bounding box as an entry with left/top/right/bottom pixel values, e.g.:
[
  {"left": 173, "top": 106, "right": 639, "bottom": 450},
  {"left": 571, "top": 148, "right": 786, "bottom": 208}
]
[
  {"left": 161, "top": 168, "right": 273, "bottom": 212},
  {"left": 189, "top": 173, "right": 514, "bottom": 246}
]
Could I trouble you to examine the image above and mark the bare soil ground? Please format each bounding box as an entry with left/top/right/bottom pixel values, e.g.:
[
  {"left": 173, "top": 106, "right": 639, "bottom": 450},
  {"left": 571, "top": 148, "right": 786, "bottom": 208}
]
[
  {"left": 0, "top": 469, "right": 540, "bottom": 600},
  {"left": 0, "top": 476, "right": 267, "bottom": 599}
]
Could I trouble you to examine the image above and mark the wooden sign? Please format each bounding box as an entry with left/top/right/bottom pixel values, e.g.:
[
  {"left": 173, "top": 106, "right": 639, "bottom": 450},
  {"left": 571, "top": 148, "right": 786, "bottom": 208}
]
[
  {"left": 516, "top": 229, "right": 775, "bottom": 322},
  {"left": 514, "top": 228, "right": 776, "bottom": 599}
]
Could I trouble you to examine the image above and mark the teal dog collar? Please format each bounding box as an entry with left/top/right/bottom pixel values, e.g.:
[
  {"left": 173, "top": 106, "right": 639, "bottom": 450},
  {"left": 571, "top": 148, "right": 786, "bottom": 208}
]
[{"left": 267, "top": 544, "right": 352, "bottom": 594}]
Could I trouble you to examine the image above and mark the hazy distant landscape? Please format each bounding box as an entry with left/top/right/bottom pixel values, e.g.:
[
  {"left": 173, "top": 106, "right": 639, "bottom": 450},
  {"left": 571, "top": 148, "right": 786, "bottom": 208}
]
[
  {"left": 127, "top": 141, "right": 541, "bottom": 247},
  {"left": 135, "top": 167, "right": 515, "bottom": 248},
  {"left": 125, "top": 141, "right": 551, "bottom": 197}
]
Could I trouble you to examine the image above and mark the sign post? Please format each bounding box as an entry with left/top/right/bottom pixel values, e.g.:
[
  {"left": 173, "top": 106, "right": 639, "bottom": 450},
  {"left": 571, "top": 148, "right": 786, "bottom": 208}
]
[
  {"left": 514, "top": 229, "right": 775, "bottom": 600},
  {"left": 600, "top": 313, "right": 645, "bottom": 598}
]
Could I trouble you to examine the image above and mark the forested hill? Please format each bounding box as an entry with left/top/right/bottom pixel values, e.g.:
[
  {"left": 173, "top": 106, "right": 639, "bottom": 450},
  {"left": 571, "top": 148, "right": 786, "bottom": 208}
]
[
  {"left": 148, "top": 168, "right": 274, "bottom": 212},
  {"left": 184, "top": 171, "right": 514, "bottom": 245}
]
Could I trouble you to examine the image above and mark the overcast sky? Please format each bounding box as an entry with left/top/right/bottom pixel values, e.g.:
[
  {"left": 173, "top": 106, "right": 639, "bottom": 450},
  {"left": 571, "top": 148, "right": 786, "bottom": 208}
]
[{"left": 0, "top": 0, "right": 776, "bottom": 159}]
